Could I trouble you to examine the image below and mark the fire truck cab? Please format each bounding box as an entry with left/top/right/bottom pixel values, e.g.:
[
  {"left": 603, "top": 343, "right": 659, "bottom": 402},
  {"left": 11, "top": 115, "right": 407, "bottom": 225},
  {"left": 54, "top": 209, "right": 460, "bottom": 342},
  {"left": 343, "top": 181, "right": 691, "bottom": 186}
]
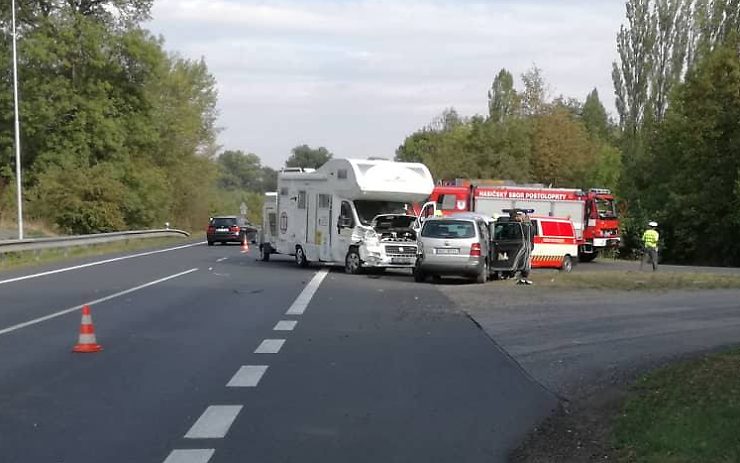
[{"left": 419, "top": 181, "right": 619, "bottom": 262}]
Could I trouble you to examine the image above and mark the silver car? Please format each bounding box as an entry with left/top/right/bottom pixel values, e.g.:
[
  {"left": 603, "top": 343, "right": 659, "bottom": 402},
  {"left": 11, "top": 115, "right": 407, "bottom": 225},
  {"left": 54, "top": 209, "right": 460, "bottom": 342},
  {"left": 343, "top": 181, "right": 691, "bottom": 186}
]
[{"left": 413, "top": 214, "right": 491, "bottom": 284}]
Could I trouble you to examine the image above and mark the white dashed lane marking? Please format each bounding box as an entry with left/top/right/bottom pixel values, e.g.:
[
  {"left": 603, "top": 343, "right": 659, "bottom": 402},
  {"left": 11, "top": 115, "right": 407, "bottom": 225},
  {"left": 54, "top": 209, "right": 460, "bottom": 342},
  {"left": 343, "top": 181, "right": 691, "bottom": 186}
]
[
  {"left": 216, "top": 257, "right": 228, "bottom": 263},
  {"left": 184, "top": 406, "right": 243, "bottom": 439},
  {"left": 227, "top": 366, "right": 269, "bottom": 387},
  {"left": 162, "top": 449, "right": 215, "bottom": 463},
  {"left": 254, "top": 339, "right": 285, "bottom": 354},
  {"left": 286, "top": 269, "right": 329, "bottom": 315},
  {"left": 273, "top": 320, "right": 298, "bottom": 331}
]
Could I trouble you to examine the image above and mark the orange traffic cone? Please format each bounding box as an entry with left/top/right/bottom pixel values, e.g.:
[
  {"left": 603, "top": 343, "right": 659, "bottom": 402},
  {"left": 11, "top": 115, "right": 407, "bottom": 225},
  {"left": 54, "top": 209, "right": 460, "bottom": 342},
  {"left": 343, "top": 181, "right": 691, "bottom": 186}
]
[
  {"left": 241, "top": 236, "right": 249, "bottom": 253},
  {"left": 72, "top": 305, "right": 102, "bottom": 353}
]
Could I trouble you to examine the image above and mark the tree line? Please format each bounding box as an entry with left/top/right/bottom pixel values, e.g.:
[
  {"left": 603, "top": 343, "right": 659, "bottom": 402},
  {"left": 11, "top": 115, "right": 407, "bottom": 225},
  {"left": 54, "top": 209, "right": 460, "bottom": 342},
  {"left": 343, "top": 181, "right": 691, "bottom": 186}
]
[
  {"left": 397, "top": 0, "right": 740, "bottom": 265},
  {"left": 0, "top": 0, "right": 333, "bottom": 232}
]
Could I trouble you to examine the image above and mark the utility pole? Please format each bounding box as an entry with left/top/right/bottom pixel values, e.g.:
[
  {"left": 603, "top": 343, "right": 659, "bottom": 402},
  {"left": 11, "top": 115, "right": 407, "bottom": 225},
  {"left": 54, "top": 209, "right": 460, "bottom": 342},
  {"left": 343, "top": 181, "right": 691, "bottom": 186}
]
[{"left": 11, "top": 0, "right": 24, "bottom": 239}]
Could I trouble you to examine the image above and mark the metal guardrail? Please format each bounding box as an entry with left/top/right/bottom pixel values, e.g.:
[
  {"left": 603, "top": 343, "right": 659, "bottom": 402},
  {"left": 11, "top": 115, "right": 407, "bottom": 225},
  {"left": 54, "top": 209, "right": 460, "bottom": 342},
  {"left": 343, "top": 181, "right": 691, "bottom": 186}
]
[{"left": 0, "top": 229, "right": 191, "bottom": 253}]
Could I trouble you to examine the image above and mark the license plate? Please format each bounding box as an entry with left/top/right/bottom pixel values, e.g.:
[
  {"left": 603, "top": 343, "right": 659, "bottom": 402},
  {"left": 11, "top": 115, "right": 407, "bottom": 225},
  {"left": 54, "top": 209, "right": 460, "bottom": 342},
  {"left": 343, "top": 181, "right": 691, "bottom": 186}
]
[
  {"left": 391, "top": 257, "right": 413, "bottom": 265},
  {"left": 217, "top": 228, "right": 228, "bottom": 232},
  {"left": 435, "top": 248, "right": 460, "bottom": 255}
]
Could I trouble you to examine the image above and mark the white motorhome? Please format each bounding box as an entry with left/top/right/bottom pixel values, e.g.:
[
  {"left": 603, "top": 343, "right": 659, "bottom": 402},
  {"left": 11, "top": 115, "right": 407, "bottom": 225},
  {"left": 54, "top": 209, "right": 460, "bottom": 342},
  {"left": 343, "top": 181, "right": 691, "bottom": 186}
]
[{"left": 259, "top": 159, "right": 434, "bottom": 273}]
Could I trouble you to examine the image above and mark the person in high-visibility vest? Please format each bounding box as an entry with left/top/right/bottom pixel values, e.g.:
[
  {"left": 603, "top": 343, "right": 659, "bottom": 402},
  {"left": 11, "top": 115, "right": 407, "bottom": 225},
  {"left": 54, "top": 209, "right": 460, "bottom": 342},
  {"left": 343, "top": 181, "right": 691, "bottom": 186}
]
[{"left": 641, "top": 221, "right": 660, "bottom": 271}]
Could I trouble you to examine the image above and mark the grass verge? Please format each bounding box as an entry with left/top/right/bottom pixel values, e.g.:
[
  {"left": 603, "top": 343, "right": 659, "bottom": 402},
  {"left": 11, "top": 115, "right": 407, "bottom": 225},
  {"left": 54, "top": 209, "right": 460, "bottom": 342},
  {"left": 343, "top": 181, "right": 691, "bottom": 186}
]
[
  {"left": 0, "top": 236, "right": 197, "bottom": 272},
  {"left": 536, "top": 270, "right": 740, "bottom": 290},
  {"left": 613, "top": 348, "right": 740, "bottom": 463}
]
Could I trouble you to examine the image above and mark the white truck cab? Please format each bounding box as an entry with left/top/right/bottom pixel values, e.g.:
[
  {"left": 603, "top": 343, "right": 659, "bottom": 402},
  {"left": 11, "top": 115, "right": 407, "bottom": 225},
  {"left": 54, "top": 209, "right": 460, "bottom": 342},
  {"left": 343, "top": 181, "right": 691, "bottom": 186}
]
[{"left": 261, "top": 159, "right": 434, "bottom": 274}]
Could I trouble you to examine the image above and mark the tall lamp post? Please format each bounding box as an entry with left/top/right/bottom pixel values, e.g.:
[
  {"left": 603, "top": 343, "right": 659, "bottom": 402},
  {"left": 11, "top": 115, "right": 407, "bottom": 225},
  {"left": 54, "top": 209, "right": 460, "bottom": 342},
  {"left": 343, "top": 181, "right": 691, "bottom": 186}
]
[{"left": 11, "top": 0, "right": 24, "bottom": 239}]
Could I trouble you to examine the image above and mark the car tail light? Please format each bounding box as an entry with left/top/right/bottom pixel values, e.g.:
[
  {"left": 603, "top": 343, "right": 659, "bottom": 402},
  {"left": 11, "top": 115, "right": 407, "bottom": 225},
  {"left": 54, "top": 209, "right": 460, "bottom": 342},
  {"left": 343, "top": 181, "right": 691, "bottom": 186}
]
[
  {"left": 207, "top": 226, "right": 215, "bottom": 233},
  {"left": 470, "top": 243, "right": 481, "bottom": 257},
  {"left": 230, "top": 225, "right": 240, "bottom": 232}
]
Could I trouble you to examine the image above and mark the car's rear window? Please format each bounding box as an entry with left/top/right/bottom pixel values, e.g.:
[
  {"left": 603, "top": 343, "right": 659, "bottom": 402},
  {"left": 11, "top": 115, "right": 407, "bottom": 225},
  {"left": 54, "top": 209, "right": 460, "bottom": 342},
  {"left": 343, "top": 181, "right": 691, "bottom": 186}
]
[
  {"left": 421, "top": 220, "right": 476, "bottom": 239},
  {"left": 212, "top": 217, "right": 237, "bottom": 227}
]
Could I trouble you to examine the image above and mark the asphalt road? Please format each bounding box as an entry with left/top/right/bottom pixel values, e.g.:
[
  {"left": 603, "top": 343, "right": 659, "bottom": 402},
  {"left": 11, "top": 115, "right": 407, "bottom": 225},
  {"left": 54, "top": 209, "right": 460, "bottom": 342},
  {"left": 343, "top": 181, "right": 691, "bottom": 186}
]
[
  {"left": 0, "top": 243, "right": 556, "bottom": 462},
  {"left": 442, "top": 282, "right": 740, "bottom": 400}
]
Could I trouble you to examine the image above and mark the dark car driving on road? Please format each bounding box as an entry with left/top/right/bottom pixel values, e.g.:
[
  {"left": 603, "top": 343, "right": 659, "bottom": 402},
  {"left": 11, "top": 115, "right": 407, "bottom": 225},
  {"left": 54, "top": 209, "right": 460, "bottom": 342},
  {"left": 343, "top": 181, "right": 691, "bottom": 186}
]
[{"left": 207, "top": 216, "right": 243, "bottom": 246}]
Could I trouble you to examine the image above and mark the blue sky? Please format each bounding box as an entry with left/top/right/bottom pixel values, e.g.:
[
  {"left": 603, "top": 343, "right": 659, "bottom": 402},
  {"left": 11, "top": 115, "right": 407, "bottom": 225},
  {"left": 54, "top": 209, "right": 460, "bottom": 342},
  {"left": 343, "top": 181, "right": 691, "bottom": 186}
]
[{"left": 146, "top": 0, "right": 625, "bottom": 167}]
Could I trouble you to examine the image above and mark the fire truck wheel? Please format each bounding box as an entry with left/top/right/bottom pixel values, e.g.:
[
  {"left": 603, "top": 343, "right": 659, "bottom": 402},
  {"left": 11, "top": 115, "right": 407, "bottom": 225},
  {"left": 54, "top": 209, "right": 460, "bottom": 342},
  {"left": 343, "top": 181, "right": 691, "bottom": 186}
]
[
  {"left": 295, "top": 246, "right": 309, "bottom": 268},
  {"left": 578, "top": 252, "right": 597, "bottom": 263},
  {"left": 561, "top": 255, "right": 573, "bottom": 273},
  {"left": 345, "top": 249, "right": 363, "bottom": 275}
]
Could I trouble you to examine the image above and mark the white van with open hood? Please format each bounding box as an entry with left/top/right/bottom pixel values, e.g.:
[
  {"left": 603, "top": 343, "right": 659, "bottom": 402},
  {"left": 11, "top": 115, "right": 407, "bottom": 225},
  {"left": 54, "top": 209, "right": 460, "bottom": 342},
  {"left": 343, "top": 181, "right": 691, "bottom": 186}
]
[{"left": 262, "top": 159, "right": 434, "bottom": 274}]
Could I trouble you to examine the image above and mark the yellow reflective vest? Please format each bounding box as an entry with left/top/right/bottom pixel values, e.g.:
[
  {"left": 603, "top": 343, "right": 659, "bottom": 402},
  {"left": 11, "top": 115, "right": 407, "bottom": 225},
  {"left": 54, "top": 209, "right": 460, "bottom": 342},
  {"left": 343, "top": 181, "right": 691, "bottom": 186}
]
[{"left": 642, "top": 229, "right": 659, "bottom": 249}]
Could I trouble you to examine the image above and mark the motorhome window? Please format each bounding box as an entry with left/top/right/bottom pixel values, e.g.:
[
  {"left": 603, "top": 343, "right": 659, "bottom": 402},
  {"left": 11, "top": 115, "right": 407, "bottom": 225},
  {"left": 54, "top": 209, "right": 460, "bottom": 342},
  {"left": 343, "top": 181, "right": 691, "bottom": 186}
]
[
  {"left": 422, "top": 220, "right": 476, "bottom": 239},
  {"left": 337, "top": 169, "right": 348, "bottom": 179},
  {"left": 318, "top": 194, "right": 331, "bottom": 209},
  {"left": 280, "top": 187, "right": 289, "bottom": 196},
  {"left": 297, "top": 191, "right": 307, "bottom": 209},
  {"left": 595, "top": 198, "right": 617, "bottom": 219},
  {"left": 268, "top": 213, "right": 277, "bottom": 236},
  {"left": 440, "top": 194, "right": 457, "bottom": 210},
  {"left": 354, "top": 200, "right": 407, "bottom": 226}
]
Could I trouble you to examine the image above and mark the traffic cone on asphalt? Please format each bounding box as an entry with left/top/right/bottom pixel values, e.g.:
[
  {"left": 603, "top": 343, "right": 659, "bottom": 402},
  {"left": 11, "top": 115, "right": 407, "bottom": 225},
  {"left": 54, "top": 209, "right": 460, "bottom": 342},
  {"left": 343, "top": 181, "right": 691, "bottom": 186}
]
[
  {"left": 241, "top": 236, "right": 249, "bottom": 253},
  {"left": 72, "top": 305, "right": 102, "bottom": 353}
]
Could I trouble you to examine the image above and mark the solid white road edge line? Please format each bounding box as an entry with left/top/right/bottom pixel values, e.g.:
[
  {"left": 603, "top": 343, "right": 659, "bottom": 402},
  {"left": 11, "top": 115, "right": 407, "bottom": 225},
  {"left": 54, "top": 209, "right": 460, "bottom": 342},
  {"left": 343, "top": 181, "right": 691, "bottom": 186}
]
[
  {"left": 0, "top": 268, "right": 199, "bottom": 337},
  {"left": 254, "top": 339, "right": 285, "bottom": 354},
  {"left": 226, "top": 365, "right": 269, "bottom": 387},
  {"left": 0, "top": 242, "right": 204, "bottom": 286},
  {"left": 285, "top": 269, "right": 329, "bottom": 315},
  {"left": 273, "top": 320, "right": 298, "bottom": 331},
  {"left": 184, "top": 405, "right": 243, "bottom": 439},
  {"left": 162, "top": 449, "right": 215, "bottom": 463}
]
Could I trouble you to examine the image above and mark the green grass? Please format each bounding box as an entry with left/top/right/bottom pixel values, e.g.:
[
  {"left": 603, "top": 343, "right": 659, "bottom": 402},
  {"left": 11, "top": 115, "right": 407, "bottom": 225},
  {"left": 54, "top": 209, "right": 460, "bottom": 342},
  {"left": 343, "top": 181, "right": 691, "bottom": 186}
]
[
  {"left": 613, "top": 348, "right": 740, "bottom": 463},
  {"left": 0, "top": 236, "right": 196, "bottom": 272},
  {"left": 536, "top": 270, "right": 740, "bottom": 290}
]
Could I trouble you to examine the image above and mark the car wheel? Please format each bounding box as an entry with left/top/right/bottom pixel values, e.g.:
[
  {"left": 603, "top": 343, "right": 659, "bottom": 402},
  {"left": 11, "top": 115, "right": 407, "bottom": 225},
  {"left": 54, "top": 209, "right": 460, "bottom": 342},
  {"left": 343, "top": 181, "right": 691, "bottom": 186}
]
[
  {"left": 431, "top": 275, "right": 442, "bottom": 283},
  {"left": 207, "top": 241, "right": 214, "bottom": 246},
  {"left": 413, "top": 266, "right": 426, "bottom": 283},
  {"left": 491, "top": 271, "right": 501, "bottom": 281},
  {"left": 475, "top": 260, "right": 488, "bottom": 284},
  {"left": 561, "top": 255, "right": 573, "bottom": 273},
  {"left": 260, "top": 245, "right": 271, "bottom": 262},
  {"left": 345, "top": 249, "right": 363, "bottom": 275},
  {"left": 295, "top": 246, "right": 309, "bottom": 268}
]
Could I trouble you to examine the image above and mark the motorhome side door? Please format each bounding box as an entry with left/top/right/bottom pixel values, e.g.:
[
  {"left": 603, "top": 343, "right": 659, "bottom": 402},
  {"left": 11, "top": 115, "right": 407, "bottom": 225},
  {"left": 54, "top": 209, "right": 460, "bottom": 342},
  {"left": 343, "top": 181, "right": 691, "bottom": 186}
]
[
  {"left": 334, "top": 200, "right": 355, "bottom": 262},
  {"left": 316, "top": 193, "right": 332, "bottom": 261}
]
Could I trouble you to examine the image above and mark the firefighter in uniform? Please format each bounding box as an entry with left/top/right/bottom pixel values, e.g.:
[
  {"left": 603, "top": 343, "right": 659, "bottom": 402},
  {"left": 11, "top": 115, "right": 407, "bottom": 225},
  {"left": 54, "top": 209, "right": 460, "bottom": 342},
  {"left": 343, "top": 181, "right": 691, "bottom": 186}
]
[{"left": 641, "top": 221, "right": 660, "bottom": 271}]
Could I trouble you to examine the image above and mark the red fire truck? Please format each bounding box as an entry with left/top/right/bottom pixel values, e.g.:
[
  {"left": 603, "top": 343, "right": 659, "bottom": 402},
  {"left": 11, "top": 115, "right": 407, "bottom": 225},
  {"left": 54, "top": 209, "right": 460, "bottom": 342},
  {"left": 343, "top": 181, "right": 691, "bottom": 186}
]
[{"left": 418, "top": 181, "right": 620, "bottom": 262}]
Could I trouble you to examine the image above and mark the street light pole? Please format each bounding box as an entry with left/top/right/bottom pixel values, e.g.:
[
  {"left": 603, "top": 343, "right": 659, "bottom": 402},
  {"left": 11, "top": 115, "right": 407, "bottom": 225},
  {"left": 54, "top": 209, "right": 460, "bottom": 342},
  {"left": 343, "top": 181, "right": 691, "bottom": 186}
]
[{"left": 11, "top": 0, "right": 24, "bottom": 240}]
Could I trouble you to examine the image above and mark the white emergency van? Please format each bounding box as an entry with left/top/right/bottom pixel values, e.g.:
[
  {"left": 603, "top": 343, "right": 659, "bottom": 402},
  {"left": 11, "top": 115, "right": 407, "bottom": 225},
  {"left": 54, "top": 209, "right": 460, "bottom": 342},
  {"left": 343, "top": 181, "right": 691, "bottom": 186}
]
[{"left": 260, "top": 159, "right": 434, "bottom": 274}]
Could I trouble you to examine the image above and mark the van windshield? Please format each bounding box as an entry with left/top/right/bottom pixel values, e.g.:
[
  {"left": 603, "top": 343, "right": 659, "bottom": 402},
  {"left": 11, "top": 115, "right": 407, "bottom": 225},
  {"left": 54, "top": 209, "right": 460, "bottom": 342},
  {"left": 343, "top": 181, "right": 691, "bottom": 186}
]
[
  {"left": 422, "top": 220, "right": 476, "bottom": 239},
  {"left": 354, "top": 200, "right": 408, "bottom": 226}
]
